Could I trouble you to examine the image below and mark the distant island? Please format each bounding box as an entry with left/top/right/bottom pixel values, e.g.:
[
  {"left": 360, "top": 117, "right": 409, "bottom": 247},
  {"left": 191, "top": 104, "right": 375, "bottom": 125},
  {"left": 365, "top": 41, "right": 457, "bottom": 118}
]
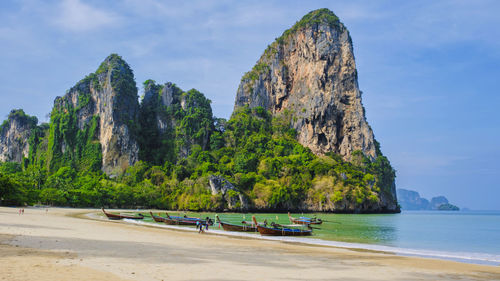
[{"left": 397, "top": 189, "right": 459, "bottom": 211}]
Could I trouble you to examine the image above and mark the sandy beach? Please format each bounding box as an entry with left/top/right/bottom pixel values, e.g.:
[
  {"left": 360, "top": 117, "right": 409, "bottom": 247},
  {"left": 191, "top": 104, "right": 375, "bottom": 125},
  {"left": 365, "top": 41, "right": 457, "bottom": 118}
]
[{"left": 0, "top": 207, "right": 499, "bottom": 281}]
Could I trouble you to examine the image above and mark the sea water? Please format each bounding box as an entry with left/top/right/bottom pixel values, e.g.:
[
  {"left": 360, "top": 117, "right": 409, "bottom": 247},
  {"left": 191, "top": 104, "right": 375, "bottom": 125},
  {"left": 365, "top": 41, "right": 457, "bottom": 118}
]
[{"left": 129, "top": 210, "right": 500, "bottom": 265}]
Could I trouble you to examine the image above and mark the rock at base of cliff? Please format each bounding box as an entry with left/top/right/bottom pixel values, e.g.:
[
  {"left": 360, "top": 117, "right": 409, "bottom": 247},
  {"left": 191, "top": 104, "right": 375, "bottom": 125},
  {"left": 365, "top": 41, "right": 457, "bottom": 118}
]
[{"left": 208, "top": 175, "right": 248, "bottom": 210}]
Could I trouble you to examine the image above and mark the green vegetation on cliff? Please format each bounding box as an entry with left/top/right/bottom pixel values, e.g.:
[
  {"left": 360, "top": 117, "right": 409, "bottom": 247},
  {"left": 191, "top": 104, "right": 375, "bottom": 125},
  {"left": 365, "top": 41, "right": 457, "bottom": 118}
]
[
  {"left": 0, "top": 49, "right": 396, "bottom": 212},
  {"left": 277, "top": 8, "right": 340, "bottom": 45},
  {"left": 46, "top": 104, "right": 102, "bottom": 173},
  {"left": 241, "top": 8, "right": 345, "bottom": 98},
  {"left": 438, "top": 203, "right": 460, "bottom": 211},
  {"left": 0, "top": 109, "right": 38, "bottom": 134},
  {"left": 1, "top": 102, "right": 395, "bottom": 211},
  {"left": 138, "top": 81, "right": 214, "bottom": 164},
  {"left": 138, "top": 80, "right": 176, "bottom": 164}
]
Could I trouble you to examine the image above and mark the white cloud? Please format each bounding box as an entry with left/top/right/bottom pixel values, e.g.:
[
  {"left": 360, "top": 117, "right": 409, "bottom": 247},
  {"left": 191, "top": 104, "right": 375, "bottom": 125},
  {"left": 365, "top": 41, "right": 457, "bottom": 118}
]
[{"left": 52, "top": 0, "right": 120, "bottom": 32}]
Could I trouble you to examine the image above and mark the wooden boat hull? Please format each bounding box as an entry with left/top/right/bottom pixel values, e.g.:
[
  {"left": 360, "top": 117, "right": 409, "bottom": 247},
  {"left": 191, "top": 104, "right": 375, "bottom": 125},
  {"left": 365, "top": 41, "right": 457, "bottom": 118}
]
[
  {"left": 290, "top": 218, "right": 322, "bottom": 225},
  {"left": 220, "top": 221, "right": 257, "bottom": 232},
  {"left": 291, "top": 219, "right": 308, "bottom": 225},
  {"left": 150, "top": 212, "right": 168, "bottom": 223},
  {"left": 104, "top": 214, "right": 122, "bottom": 220},
  {"left": 163, "top": 217, "right": 199, "bottom": 226},
  {"left": 288, "top": 213, "right": 322, "bottom": 225},
  {"left": 165, "top": 212, "right": 213, "bottom": 226},
  {"left": 164, "top": 219, "right": 198, "bottom": 226},
  {"left": 102, "top": 208, "right": 144, "bottom": 220},
  {"left": 256, "top": 225, "right": 312, "bottom": 236}
]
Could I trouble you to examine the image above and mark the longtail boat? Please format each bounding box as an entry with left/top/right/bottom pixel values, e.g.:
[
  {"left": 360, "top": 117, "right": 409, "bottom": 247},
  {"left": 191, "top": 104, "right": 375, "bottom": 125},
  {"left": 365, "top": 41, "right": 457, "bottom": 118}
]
[
  {"left": 253, "top": 216, "right": 312, "bottom": 236},
  {"left": 102, "top": 208, "right": 144, "bottom": 220},
  {"left": 150, "top": 212, "right": 168, "bottom": 223},
  {"left": 288, "top": 212, "right": 322, "bottom": 225},
  {"left": 164, "top": 215, "right": 206, "bottom": 226},
  {"left": 165, "top": 212, "right": 214, "bottom": 226},
  {"left": 166, "top": 211, "right": 200, "bottom": 221},
  {"left": 164, "top": 217, "right": 199, "bottom": 226},
  {"left": 215, "top": 215, "right": 257, "bottom": 232}
]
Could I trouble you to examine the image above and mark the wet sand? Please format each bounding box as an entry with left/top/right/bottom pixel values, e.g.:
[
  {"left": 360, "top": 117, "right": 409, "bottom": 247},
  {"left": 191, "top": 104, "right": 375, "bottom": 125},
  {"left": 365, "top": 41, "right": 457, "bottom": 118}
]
[{"left": 0, "top": 207, "right": 499, "bottom": 281}]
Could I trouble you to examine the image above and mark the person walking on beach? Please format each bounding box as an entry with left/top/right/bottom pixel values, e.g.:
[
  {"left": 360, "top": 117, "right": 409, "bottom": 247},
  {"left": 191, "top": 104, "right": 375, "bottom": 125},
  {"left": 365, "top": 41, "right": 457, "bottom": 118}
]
[
  {"left": 22, "top": 208, "right": 24, "bottom": 215},
  {"left": 196, "top": 221, "right": 203, "bottom": 233}
]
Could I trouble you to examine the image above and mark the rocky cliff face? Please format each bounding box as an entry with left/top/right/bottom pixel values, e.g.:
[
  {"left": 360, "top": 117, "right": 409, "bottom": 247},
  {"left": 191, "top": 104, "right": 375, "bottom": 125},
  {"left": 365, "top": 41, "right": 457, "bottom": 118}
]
[
  {"left": 396, "top": 188, "right": 430, "bottom": 210},
  {"left": 208, "top": 175, "right": 248, "bottom": 210},
  {"left": 139, "top": 80, "right": 214, "bottom": 163},
  {"left": 397, "top": 189, "right": 459, "bottom": 211},
  {"left": 138, "top": 81, "right": 181, "bottom": 164},
  {"left": 234, "top": 9, "right": 376, "bottom": 161},
  {"left": 142, "top": 82, "right": 183, "bottom": 134},
  {"left": 234, "top": 9, "right": 398, "bottom": 212},
  {"left": 430, "top": 196, "right": 450, "bottom": 210},
  {"left": 48, "top": 54, "right": 139, "bottom": 175},
  {"left": 0, "top": 109, "right": 38, "bottom": 163}
]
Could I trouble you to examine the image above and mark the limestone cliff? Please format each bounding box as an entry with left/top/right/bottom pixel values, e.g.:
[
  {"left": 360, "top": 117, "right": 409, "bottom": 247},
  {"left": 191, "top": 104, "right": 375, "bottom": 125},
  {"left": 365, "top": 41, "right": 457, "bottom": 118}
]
[
  {"left": 234, "top": 9, "right": 376, "bottom": 161},
  {"left": 0, "top": 12, "right": 399, "bottom": 212},
  {"left": 0, "top": 109, "right": 38, "bottom": 163},
  {"left": 139, "top": 80, "right": 214, "bottom": 163},
  {"left": 142, "top": 82, "right": 183, "bottom": 135},
  {"left": 234, "top": 9, "right": 398, "bottom": 212},
  {"left": 397, "top": 189, "right": 460, "bottom": 211},
  {"left": 208, "top": 175, "right": 248, "bottom": 210},
  {"left": 48, "top": 54, "right": 139, "bottom": 175}
]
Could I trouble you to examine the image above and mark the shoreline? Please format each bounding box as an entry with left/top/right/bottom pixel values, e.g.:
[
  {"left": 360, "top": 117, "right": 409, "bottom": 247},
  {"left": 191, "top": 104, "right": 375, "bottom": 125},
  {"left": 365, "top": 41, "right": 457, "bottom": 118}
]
[
  {"left": 88, "top": 211, "right": 500, "bottom": 266},
  {"left": 1, "top": 207, "right": 499, "bottom": 281}
]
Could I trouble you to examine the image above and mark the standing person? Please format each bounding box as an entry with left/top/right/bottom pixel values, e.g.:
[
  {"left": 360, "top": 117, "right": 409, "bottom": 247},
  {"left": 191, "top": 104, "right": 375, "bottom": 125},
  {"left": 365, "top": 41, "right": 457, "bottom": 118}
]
[
  {"left": 19, "top": 209, "right": 21, "bottom": 215},
  {"left": 197, "top": 221, "right": 203, "bottom": 233},
  {"left": 22, "top": 208, "right": 24, "bottom": 215}
]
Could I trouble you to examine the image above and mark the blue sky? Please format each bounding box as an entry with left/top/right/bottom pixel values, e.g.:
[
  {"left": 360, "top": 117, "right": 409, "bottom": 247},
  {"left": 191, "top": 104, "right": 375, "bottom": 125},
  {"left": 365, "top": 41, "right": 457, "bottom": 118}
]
[{"left": 1, "top": 0, "right": 499, "bottom": 210}]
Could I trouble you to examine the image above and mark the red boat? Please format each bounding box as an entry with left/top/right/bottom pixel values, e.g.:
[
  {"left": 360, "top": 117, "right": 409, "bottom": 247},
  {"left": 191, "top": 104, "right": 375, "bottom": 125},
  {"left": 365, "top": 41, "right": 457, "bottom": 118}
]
[
  {"left": 253, "top": 216, "right": 312, "bottom": 236},
  {"left": 216, "top": 215, "right": 257, "bottom": 232},
  {"left": 288, "top": 212, "right": 322, "bottom": 225},
  {"left": 102, "top": 208, "right": 144, "bottom": 220}
]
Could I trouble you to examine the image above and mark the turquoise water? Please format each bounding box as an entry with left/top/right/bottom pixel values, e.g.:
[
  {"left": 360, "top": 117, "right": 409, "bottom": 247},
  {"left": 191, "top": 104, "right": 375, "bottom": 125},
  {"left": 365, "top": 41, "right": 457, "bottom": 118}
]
[{"left": 141, "top": 210, "right": 500, "bottom": 265}]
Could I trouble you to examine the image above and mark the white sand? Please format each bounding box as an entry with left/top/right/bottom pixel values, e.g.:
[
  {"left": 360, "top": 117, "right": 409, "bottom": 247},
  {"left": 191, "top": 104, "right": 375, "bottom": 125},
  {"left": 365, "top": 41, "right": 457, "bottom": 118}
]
[{"left": 0, "top": 207, "right": 499, "bottom": 281}]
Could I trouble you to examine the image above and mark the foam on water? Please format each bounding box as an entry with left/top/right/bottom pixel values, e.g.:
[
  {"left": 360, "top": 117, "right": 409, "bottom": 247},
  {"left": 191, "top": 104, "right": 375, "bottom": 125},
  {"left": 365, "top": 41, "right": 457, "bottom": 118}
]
[{"left": 97, "top": 215, "right": 500, "bottom": 266}]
